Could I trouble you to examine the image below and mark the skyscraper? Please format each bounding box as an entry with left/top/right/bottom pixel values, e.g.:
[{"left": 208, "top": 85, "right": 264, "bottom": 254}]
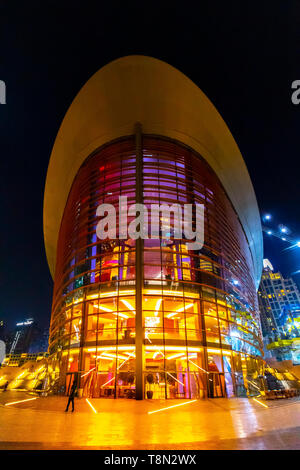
[
  {"left": 258, "top": 259, "right": 300, "bottom": 361},
  {"left": 258, "top": 259, "right": 300, "bottom": 337},
  {"left": 7, "top": 318, "right": 40, "bottom": 355},
  {"left": 44, "top": 56, "right": 263, "bottom": 399}
]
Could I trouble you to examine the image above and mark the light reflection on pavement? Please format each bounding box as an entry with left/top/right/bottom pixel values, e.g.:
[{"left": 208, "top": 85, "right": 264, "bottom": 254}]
[{"left": 1, "top": 391, "right": 300, "bottom": 449}]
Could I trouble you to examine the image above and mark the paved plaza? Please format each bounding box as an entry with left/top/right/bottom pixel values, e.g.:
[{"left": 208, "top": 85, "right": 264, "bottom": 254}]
[{"left": 0, "top": 391, "right": 300, "bottom": 450}]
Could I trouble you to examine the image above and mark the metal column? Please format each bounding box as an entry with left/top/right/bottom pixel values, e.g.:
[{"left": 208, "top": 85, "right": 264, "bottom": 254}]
[{"left": 135, "top": 122, "right": 144, "bottom": 399}]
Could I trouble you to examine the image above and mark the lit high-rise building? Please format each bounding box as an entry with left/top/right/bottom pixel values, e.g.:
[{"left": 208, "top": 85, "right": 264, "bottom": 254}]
[
  {"left": 0, "top": 320, "right": 5, "bottom": 341},
  {"left": 258, "top": 259, "right": 300, "bottom": 337},
  {"left": 7, "top": 318, "right": 39, "bottom": 355},
  {"left": 44, "top": 56, "right": 263, "bottom": 399}
]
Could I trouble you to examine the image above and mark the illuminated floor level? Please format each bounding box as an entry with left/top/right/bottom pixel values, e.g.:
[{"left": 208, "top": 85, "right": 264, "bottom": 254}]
[{"left": 1, "top": 391, "right": 300, "bottom": 449}]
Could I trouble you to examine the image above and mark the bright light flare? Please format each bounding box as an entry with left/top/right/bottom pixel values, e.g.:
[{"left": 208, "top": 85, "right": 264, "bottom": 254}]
[
  {"left": 120, "top": 299, "right": 136, "bottom": 313},
  {"left": 101, "top": 353, "right": 129, "bottom": 360},
  {"left": 154, "top": 298, "right": 163, "bottom": 316},
  {"left": 96, "top": 304, "right": 129, "bottom": 319},
  {"left": 188, "top": 359, "right": 208, "bottom": 374},
  {"left": 100, "top": 377, "right": 115, "bottom": 387},
  {"left": 246, "top": 379, "right": 260, "bottom": 390},
  {"left": 81, "top": 367, "right": 95, "bottom": 378},
  {"left": 166, "top": 353, "right": 185, "bottom": 360},
  {"left": 167, "top": 372, "right": 185, "bottom": 386},
  {"left": 5, "top": 397, "right": 38, "bottom": 406},
  {"left": 166, "top": 303, "right": 194, "bottom": 318},
  {"left": 86, "top": 398, "right": 98, "bottom": 414},
  {"left": 153, "top": 351, "right": 164, "bottom": 359},
  {"left": 253, "top": 397, "right": 268, "bottom": 408},
  {"left": 148, "top": 399, "right": 197, "bottom": 414}
]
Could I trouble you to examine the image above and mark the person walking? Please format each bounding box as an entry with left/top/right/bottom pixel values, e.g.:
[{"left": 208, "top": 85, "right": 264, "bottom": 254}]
[
  {"left": 65, "top": 380, "right": 77, "bottom": 412},
  {"left": 3, "top": 380, "right": 8, "bottom": 391}
]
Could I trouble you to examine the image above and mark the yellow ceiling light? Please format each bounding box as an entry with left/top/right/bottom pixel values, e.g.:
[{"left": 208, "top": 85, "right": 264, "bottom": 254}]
[
  {"left": 86, "top": 294, "right": 99, "bottom": 300},
  {"left": 120, "top": 299, "right": 136, "bottom": 312},
  {"left": 97, "top": 305, "right": 113, "bottom": 312},
  {"left": 207, "top": 348, "right": 232, "bottom": 356},
  {"left": 86, "top": 346, "right": 135, "bottom": 352},
  {"left": 96, "top": 304, "right": 129, "bottom": 319},
  {"left": 146, "top": 345, "right": 201, "bottom": 352},
  {"left": 101, "top": 353, "right": 129, "bottom": 360},
  {"left": 188, "top": 359, "right": 208, "bottom": 373},
  {"left": 99, "top": 290, "right": 135, "bottom": 298},
  {"left": 166, "top": 303, "right": 194, "bottom": 318},
  {"left": 153, "top": 351, "right": 164, "bottom": 359},
  {"left": 166, "top": 353, "right": 185, "bottom": 360},
  {"left": 124, "top": 352, "right": 136, "bottom": 358},
  {"left": 143, "top": 289, "right": 199, "bottom": 299},
  {"left": 154, "top": 298, "right": 163, "bottom": 316},
  {"left": 116, "top": 312, "right": 129, "bottom": 319}
]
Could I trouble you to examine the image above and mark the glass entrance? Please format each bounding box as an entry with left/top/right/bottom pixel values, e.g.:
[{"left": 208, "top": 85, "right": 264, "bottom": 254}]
[{"left": 207, "top": 372, "right": 225, "bottom": 398}]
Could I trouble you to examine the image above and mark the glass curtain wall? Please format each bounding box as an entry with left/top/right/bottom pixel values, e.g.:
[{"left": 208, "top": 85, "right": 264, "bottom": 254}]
[{"left": 48, "top": 136, "right": 263, "bottom": 399}]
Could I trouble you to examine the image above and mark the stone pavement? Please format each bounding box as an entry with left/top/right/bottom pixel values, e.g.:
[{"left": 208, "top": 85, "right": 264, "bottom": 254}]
[{"left": 0, "top": 391, "right": 300, "bottom": 449}]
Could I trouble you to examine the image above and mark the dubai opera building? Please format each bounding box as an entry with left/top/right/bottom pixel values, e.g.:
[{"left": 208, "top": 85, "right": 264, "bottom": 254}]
[{"left": 44, "top": 56, "right": 264, "bottom": 400}]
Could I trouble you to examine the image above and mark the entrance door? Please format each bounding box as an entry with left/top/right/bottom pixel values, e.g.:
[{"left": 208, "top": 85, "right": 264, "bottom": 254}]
[
  {"left": 207, "top": 372, "right": 225, "bottom": 398},
  {"left": 65, "top": 372, "right": 78, "bottom": 396}
]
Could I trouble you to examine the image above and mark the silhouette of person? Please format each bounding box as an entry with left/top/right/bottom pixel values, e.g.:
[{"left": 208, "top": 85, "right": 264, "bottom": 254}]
[
  {"left": 65, "top": 380, "right": 77, "bottom": 412},
  {"left": 3, "top": 381, "right": 8, "bottom": 391}
]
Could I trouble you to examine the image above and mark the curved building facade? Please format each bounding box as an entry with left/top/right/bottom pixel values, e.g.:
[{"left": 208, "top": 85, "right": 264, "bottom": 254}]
[{"left": 44, "top": 56, "right": 264, "bottom": 399}]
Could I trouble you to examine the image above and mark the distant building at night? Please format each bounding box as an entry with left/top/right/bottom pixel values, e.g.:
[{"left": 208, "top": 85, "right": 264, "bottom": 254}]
[
  {"left": 2, "top": 352, "right": 48, "bottom": 367},
  {"left": 0, "top": 319, "right": 5, "bottom": 341},
  {"left": 258, "top": 259, "right": 300, "bottom": 362},
  {"left": 44, "top": 56, "right": 264, "bottom": 400},
  {"left": 28, "top": 328, "right": 49, "bottom": 354},
  {"left": 7, "top": 318, "right": 40, "bottom": 355}
]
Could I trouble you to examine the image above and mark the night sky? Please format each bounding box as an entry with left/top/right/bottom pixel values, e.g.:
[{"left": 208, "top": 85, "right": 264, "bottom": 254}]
[{"left": 0, "top": 1, "right": 300, "bottom": 330}]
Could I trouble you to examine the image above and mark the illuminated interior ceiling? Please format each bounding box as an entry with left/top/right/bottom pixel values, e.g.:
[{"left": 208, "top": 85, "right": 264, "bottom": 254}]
[{"left": 43, "top": 55, "right": 263, "bottom": 287}]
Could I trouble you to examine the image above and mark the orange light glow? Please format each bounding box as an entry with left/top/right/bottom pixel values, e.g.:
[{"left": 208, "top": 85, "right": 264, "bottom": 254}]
[
  {"left": 86, "top": 398, "right": 98, "bottom": 414},
  {"left": 101, "top": 377, "right": 115, "bottom": 387},
  {"left": 101, "top": 353, "right": 129, "bottom": 360},
  {"left": 86, "top": 346, "right": 135, "bottom": 352},
  {"left": 146, "top": 346, "right": 201, "bottom": 352},
  {"left": 188, "top": 360, "right": 208, "bottom": 374},
  {"left": 166, "top": 353, "right": 185, "bottom": 360},
  {"left": 148, "top": 399, "right": 197, "bottom": 414},
  {"left": 96, "top": 305, "right": 129, "bottom": 319},
  {"left": 166, "top": 303, "right": 194, "bottom": 318},
  {"left": 167, "top": 372, "right": 185, "bottom": 386},
  {"left": 120, "top": 299, "right": 136, "bottom": 312},
  {"left": 154, "top": 298, "right": 163, "bottom": 316},
  {"left": 253, "top": 398, "right": 268, "bottom": 408},
  {"left": 81, "top": 367, "right": 95, "bottom": 378},
  {"left": 153, "top": 351, "right": 164, "bottom": 359},
  {"left": 5, "top": 397, "right": 38, "bottom": 406}
]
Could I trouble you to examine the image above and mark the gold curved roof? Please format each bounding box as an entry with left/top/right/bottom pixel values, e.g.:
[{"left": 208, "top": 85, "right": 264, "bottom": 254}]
[{"left": 43, "top": 55, "right": 263, "bottom": 287}]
